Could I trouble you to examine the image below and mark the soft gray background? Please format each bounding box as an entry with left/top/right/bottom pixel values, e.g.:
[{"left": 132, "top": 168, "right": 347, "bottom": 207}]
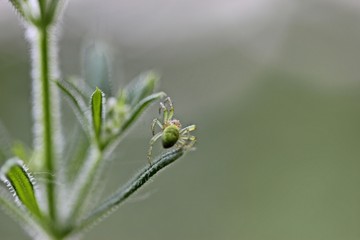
[{"left": 1, "top": 0, "right": 360, "bottom": 239}]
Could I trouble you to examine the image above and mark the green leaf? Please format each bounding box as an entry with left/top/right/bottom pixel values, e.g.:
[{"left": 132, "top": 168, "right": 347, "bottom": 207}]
[
  {"left": 0, "top": 121, "right": 12, "bottom": 164},
  {"left": 55, "top": 80, "right": 89, "bottom": 133},
  {"left": 11, "top": 141, "right": 30, "bottom": 163},
  {"left": 103, "top": 91, "right": 166, "bottom": 148},
  {"left": 67, "top": 76, "right": 93, "bottom": 100},
  {"left": 91, "top": 87, "right": 105, "bottom": 143},
  {"left": 8, "top": 0, "right": 26, "bottom": 20},
  {"left": 0, "top": 158, "right": 42, "bottom": 218},
  {"left": 45, "top": 0, "right": 60, "bottom": 25},
  {"left": 63, "top": 127, "right": 89, "bottom": 183},
  {"left": 124, "top": 71, "right": 159, "bottom": 107},
  {"left": 75, "top": 148, "right": 184, "bottom": 233},
  {"left": 122, "top": 91, "right": 166, "bottom": 131},
  {"left": 83, "top": 41, "right": 112, "bottom": 95}
]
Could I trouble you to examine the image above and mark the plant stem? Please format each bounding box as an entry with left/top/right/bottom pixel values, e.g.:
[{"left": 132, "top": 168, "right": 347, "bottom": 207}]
[
  {"left": 40, "top": 25, "right": 56, "bottom": 221},
  {"left": 67, "top": 146, "right": 103, "bottom": 223},
  {"left": 28, "top": 20, "right": 61, "bottom": 222}
]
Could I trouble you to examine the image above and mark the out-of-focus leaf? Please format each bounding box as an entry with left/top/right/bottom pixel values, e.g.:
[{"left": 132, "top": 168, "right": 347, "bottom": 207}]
[
  {"left": 91, "top": 88, "right": 105, "bottom": 143},
  {"left": 67, "top": 76, "right": 94, "bottom": 100},
  {"left": 0, "top": 186, "right": 47, "bottom": 239},
  {"left": 101, "top": 70, "right": 163, "bottom": 148},
  {"left": 11, "top": 141, "right": 30, "bottom": 163},
  {"left": 63, "top": 127, "right": 89, "bottom": 183},
  {"left": 101, "top": 91, "right": 166, "bottom": 148},
  {"left": 0, "top": 121, "right": 12, "bottom": 164},
  {"left": 122, "top": 91, "right": 166, "bottom": 131},
  {"left": 83, "top": 41, "right": 112, "bottom": 95},
  {"left": 75, "top": 148, "right": 184, "bottom": 233},
  {"left": 8, "top": 0, "right": 26, "bottom": 20},
  {"left": 0, "top": 158, "right": 42, "bottom": 218},
  {"left": 55, "top": 80, "right": 89, "bottom": 134},
  {"left": 124, "top": 71, "right": 159, "bottom": 107},
  {"left": 45, "top": 0, "right": 61, "bottom": 24}
]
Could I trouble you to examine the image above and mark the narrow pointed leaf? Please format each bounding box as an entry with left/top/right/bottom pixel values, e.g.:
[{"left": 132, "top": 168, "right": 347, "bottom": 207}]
[
  {"left": 91, "top": 87, "right": 105, "bottom": 143},
  {"left": 55, "top": 80, "right": 89, "bottom": 133},
  {"left": 0, "top": 158, "right": 42, "bottom": 218},
  {"left": 75, "top": 148, "right": 184, "bottom": 233},
  {"left": 67, "top": 76, "right": 93, "bottom": 101},
  {"left": 47, "top": 0, "right": 68, "bottom": 25},
  {"left": 0, "top": 121, "right": 13, "bottom": 164},
  {"left": 63, "top": 127, "right": 89, "bottom": 183},
  {"left": 83, "top": 42, "right": 112, "bottom": 95},
  {"left": 122, "top": 92, "right": 166, "bottom": 131},
  {"left": 8, "top": 0, "right": 26, "bottom": 20},
  {"left": 124, "top": 71, "right": 159, "bottom": 107},
  {"left": 45, "top": 0, "right": 60, "bottom": 24},
  {"left": 11, "top": 141, "right": 30, "bottom": 163}
]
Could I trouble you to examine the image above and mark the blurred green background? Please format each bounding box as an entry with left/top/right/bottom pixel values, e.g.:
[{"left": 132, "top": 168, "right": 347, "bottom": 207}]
[{"left": 1, "top": 0, "right": 360, "bottom": 239}]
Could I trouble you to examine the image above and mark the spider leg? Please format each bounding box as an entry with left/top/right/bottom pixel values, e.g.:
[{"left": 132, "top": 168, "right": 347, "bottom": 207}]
[
  {"left": 163, "top": 97, "right": 174, "bottom": 120},
  {"left": 176, "top": 135, "right": 196, "bottom": 149},
  {"left": 177, "top": 124, "right": 196, "bottom": 147},
  {"left": 175, "top": 139, "right": 186, "bottom": 148},
  {"left": 151, "top": 118, "right": 163, "bottom": 136},
  {"left": 177, "top": 124, "right": 196, "bottom": 149},
  {"left": 147, "top": 132, "right": 162, "bottom": 164},
  {"left": 159, "top": 102, "right": 169, "bottom": 122},
  {"left": 184, "top": 135, "right": 196, "bottom": 149},
  {"left": 179, "top": 124, "right": 196, "bottom": 134},
  {"left": 179, "top": 134, "right": 196, "bottom": 143}
]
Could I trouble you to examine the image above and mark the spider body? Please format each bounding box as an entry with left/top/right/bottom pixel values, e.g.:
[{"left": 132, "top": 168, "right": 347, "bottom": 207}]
[
  {"left": 162, "top": 124, "right": 180, "bottom": 148},
  {"left": 147, "top": 97, "right": 196, "bottom": 163}
]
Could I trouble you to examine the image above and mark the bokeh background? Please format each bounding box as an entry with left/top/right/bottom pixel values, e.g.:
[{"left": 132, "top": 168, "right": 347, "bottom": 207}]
[{"left": 1, "top": 0, "right": 360, "bottom": 239}]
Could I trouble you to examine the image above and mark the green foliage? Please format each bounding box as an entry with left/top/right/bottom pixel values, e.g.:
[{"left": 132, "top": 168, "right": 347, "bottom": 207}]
[
  {"left": 91, "top": 87, "right": 104, "bottom": 144},
  {"left": 55, "top": 79, "right": 89, "bottom": 134},
  {"left": 103, "top": 72, "right": 165, "bottom": 146},
  {"left": 0, "top": 0, "right": 196, "bottom": 239},
  {"left": 83, "top": 41, "right": 112, "bottom": 95},
  {"left": 0, "top": 159, "right": 41, "bottom": 218}
]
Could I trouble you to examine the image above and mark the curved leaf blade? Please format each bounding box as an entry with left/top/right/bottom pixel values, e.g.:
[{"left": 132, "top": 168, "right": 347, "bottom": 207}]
[
  {"left": 8, "top": 0, "right": 26, "bottom": 20},
  {"left": 124, "top": 71, "right": 159, "bottom": 107},
  {"left": 122, "top": 91, "right": 166, "bottom": 131},
  {"left": 0, "top": 158, "right": 42, "bottom": 218},
  {"left": 55, "top": 80, "right": 89, "bottom": 133},
  {"left": 75, "top": 148, "right": 184, "bottom": 233},
  {"left": 83, "top": 42, "right": 112, "bottom": 95}
]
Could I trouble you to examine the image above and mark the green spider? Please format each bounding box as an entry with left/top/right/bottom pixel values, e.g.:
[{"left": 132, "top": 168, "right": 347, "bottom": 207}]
[{"left": 147, "top": 97, "right": 196, "bottom": 164}]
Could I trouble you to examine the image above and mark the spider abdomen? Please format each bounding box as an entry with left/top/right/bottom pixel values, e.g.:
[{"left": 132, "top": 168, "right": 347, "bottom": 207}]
[{"left": 162, "top": 125, "right": 180, "bottom": 148}]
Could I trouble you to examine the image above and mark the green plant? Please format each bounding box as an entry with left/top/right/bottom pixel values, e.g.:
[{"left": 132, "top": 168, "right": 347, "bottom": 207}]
[{"left": 0, "top": 1, "right": 196, "bottom": 239}]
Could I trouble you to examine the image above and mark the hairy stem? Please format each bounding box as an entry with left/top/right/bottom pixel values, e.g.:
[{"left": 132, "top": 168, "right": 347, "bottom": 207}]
[
  {"left": 28, "top": 22, "right": 62, "bottom": 221},
  {"left": 40, "top": 26, "right": 56, "bottom": 220},
  {"left": 74, "top": 148, "right": 184, "bottom": 233},
  {"left": 0, "top": 187, "right": 49, "bottom": 239},
  {"left": 67, "top": 146, "right": 103, "bottom": 223}
]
